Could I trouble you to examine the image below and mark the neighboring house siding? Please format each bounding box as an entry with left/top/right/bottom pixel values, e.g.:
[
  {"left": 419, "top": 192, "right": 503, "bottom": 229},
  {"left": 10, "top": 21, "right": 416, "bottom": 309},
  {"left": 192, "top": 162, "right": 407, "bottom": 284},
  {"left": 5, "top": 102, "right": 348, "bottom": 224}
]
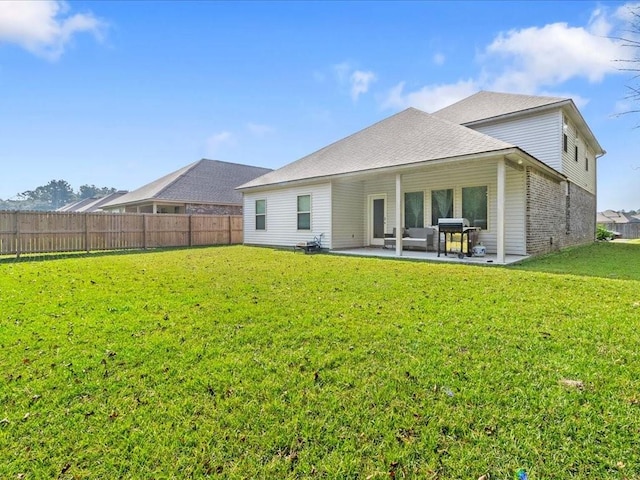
[
  {"left": 243, "top": 183, "right": 332, "bottom": 248},
  {"left": 332, "top": 180, "right": 365, "bottom": 249},
  {"left": 526, "top": 169, "right": 566, "bottom": 255},
  {"left": 473, "top": 110, "right": 562, "bottom": 171},
  {"left": 185, "top": 204, "right": 242, "bottom": 215}
]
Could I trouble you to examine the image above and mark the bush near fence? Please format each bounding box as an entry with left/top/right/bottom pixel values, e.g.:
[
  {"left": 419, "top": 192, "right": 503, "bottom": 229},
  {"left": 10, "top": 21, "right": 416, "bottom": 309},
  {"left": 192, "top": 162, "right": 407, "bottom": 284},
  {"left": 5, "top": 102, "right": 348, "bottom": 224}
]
[
  {"left": 0, "top": 211, "right": 243, "bottom": 257},
  {"left": 597, "top": 222, "right": 640, "bottom": 240}
]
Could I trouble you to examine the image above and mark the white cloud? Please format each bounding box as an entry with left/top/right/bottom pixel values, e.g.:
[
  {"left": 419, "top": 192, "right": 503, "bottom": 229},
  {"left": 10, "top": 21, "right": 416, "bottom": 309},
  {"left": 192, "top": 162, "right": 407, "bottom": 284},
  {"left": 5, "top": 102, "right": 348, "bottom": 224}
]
[
  {"left": 205, "top": 131, "right": 234, "bottom": 157},
  {"left": 247, "top": 123, "right": 275, "bottom": 137},
  {"left": 350, "top": 70, "right": 376, "bottom": 101},
  {"left": 332, "top": 62, "right": 377, "bottom": 101},
  {"left": 484, "top": 20, "right": 628, "bottom": 93},
  {"left": 382, "top": 80, "right": 479, "bottom": 112},
  {"left": 433, "top": 53, "right": 445, "bottom": 66},
  {"left": 0, "top": 0, "right": 105, "bottom": 61},
  {"left": 381, "top": 4, "right": 634, "bottom": 112},
  {"left": 614, "top": 2, "right": 640, "bottom": 23}
]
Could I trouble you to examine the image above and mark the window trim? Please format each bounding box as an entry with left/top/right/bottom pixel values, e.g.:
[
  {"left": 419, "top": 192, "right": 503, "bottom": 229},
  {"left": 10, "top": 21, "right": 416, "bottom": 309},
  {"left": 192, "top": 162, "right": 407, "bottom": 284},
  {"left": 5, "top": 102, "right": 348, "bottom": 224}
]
[
  {"left": 430, "top": 188, "right": 454, "bottom": 226},
  {"left": 403, "top": 191, "right": 425, "bottom": 229},
  {"left": 297, "top": 194, "right": 311, "bottom": 231},
  {"left": 255, "top": 199, "right": 266, "bottom": 231}
]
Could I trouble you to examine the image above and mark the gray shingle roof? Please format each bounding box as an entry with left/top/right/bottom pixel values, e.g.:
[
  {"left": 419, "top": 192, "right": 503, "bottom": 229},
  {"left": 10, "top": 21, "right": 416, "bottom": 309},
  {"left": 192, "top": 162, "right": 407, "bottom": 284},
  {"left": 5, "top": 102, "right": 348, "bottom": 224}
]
[
  {"left": 238, "top": 108, "right": 516, "bottom": 190},
  {"left": 432, "top": 91, "right": 568, "bottom": 125},
  {"left": 57, "top": 191, "right": 129, "bottom": 212},
  {"left": 102, "top": 159, "right": 272, "bottom": 207},
  {"left": 598, "top": 210, "right": 640, "bottom": 224}
]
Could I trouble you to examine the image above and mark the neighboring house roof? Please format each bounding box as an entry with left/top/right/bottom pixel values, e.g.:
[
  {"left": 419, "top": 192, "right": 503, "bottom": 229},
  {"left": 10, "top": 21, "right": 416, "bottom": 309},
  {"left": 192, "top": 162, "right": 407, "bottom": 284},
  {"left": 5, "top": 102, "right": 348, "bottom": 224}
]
[
  {"left": 597, "top": 210, "right": 640, "bottom": 223},
  {"left": 238, "top": 107, "right": 524, "bottom": 190},
  {"left": 433, "top": 91, "right": 605, "bottom": 156},
  {"left": 58, "top": 197, "right": 99, "bottom": 212},
  {"left": 57, "top": 191, "right": 129, "bottom": 212},
  {"left": 102, "top": 159, "right": 272, "bottom": 208}
]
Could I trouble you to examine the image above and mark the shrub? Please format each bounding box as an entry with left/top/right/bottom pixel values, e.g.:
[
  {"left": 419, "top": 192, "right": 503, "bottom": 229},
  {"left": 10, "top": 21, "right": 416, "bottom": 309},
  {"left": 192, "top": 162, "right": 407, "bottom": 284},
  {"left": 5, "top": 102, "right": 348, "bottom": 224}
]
[{"left": 596, "top": 224, "right": 615, "bottom": 241}]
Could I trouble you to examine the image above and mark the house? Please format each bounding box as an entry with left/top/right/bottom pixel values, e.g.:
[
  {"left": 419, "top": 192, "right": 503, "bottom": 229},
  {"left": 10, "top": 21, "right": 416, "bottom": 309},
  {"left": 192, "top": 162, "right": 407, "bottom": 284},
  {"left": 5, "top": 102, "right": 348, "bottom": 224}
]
[
  {"left": 596, "top": 210, "right": 640, "bottom": 224},
  {"left": 101, "top": 159, "right": 272, "bottom": 215},
  {"left": 57, "top": 191, "right": 129, "bottom": 212},
  {"left": 237, "top": 91, "right": 605, "bottom": 264}
]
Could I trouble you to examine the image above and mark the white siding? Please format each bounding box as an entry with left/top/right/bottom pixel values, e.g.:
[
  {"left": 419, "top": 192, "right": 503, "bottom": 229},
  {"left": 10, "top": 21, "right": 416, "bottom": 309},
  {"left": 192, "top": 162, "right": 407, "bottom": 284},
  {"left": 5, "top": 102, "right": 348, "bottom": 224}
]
[
  {"left": 505, "top": 165, "right": 526, "bottom": 254},
  {"left": 243, "top": 160, "right": 528, "bottom": 255},
  {"left": 332, "top": 180, "right": 365, "bottom": 249},
  {"left": 473, "top": 110, "right": 563, "bottom": 171},
  {"left": 243, "top": 183, "right": 332, "bottom": 248},
  {"left": 561, "top": 118, "right": 597, "bottom": 194},
  {"left": 363, "top": 176, "right": 397, "bottom": 239},
  {"left": 359, "top": 160, "right": 527, "bottom": 255}
]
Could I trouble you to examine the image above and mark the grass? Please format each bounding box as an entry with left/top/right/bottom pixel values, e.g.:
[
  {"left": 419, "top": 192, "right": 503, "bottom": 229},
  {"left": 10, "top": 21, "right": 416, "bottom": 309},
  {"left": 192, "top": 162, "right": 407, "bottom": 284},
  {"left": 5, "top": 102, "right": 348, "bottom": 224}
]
[
  {"left": 513, "top": 240, "right": 640, "bottom": 281},
  {"left": 1, "top": 244, "right": 639, "bottom": 479}
]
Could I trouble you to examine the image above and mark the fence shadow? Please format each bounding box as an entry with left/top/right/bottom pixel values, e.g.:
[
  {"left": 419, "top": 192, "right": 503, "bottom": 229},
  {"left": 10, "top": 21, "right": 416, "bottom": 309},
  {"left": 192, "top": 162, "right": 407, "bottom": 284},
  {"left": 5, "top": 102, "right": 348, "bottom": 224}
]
[{"left": 0, "top": 244, "right": 237, "bottom": 265}]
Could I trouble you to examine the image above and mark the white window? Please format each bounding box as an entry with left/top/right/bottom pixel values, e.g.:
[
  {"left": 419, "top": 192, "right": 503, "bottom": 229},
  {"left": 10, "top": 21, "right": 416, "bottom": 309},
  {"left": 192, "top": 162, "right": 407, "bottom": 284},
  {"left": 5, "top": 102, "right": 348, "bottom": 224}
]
[
  {"left": 255, "top": 199, "right": 266, "bottom": 230},
  {"left": 297, "top": 195, "right": 311, "bottom": 230}
]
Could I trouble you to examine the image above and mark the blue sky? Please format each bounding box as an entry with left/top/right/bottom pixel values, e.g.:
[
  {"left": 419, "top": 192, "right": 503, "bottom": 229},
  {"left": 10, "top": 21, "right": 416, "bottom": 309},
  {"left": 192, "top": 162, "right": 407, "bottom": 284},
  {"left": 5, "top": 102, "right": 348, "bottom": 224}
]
[{"left": 1, "top": 1, "right": 639, "bottom": 210}]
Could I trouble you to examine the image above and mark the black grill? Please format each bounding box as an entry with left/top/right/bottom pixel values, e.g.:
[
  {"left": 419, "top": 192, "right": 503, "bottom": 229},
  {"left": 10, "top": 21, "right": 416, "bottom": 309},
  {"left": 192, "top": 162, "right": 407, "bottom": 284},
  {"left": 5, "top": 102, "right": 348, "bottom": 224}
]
[{"left": 437, "top": 218, "right": 478, "bottom": 258}]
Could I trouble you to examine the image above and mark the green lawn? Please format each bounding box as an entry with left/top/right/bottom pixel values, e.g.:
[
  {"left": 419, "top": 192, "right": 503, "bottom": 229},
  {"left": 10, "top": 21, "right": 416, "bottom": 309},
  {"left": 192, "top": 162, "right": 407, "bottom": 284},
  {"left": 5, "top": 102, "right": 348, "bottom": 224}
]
[{"left": 1, "top": 244, "right": 639, "bottom": 479}]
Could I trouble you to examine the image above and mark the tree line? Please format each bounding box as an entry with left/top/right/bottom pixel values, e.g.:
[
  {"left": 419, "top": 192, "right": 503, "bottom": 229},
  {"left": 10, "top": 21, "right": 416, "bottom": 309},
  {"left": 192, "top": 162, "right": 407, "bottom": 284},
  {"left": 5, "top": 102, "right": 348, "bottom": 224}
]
[{"left": 0, "top": 180, "right": 119, "bottom": 211}]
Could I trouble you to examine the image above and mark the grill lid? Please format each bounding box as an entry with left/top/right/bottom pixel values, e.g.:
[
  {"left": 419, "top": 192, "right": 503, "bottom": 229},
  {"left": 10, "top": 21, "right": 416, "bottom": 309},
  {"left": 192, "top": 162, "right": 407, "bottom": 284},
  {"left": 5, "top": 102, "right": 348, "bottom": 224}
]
[{"left": 438, "top": 217, "right": 470, "bottom": 228}]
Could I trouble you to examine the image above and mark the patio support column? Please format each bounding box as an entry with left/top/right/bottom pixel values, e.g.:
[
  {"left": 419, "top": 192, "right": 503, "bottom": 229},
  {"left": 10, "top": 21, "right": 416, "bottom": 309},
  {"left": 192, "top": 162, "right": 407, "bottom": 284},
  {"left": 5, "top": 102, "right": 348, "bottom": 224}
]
[
  {"left": 152, "top": 203, "right": 157, "bottom": 214},
  {"left": 496, "top": 158, "right": 506, "bottom": 264},
  {"left": 395, "top": 173, "right": 402, "bottom": 257}
]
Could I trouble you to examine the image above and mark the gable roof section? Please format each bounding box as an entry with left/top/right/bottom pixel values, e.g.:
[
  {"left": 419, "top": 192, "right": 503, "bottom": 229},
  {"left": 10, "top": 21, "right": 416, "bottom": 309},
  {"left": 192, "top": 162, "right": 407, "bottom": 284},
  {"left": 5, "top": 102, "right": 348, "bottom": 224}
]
[
  {"left": 433, "top": 91, "right": 567, "bottom": 125},
  {"left": 238, "top": 108, "right": 517, "bottom": 190},
  {"left": 433, "top": 90, "right": 605, "bottom": 156},
  {"left": 103, "top": 159, "right": 272, "bottom": 207}
]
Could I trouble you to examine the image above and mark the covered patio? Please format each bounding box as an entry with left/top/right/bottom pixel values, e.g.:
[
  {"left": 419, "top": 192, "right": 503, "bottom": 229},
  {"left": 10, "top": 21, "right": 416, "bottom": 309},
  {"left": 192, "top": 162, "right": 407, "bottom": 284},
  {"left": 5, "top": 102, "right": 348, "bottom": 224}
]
[{"left": 330, "top": 246, "right": 528, "bottom": 266}]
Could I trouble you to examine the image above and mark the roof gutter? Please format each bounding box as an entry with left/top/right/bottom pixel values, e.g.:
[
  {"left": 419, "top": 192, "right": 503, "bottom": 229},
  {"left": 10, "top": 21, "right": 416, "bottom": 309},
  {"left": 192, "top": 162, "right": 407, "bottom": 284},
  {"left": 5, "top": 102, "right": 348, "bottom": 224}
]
[{"left": 237, "top": 147, "right": 565, "bottom": 193}]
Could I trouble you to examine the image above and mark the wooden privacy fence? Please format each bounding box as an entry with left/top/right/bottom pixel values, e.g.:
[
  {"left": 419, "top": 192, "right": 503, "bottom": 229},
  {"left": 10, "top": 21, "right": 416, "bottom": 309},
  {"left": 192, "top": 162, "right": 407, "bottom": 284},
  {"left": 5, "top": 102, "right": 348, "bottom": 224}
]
[{"left": 0, "top": 211, "right": 243, "bottom": 257}]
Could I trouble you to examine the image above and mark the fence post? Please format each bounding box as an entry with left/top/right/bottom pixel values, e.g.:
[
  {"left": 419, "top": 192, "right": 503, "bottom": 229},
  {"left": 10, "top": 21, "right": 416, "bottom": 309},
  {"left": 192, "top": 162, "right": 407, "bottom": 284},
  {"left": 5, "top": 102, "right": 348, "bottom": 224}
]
[
  {"left": 142, "top": 214, "right": 147, "bottom": 250},
  {"left": 85, "top": 213, "right": 90, "bottom": 253},
  {"left": 188, "top": 215, "right": 193, "bottom": 247},
  {"left": 228, "top": 215, "right": 232, "bottom": 244},
  {"left": 15, "top": 211, "right": 21, "bottom": 259}
]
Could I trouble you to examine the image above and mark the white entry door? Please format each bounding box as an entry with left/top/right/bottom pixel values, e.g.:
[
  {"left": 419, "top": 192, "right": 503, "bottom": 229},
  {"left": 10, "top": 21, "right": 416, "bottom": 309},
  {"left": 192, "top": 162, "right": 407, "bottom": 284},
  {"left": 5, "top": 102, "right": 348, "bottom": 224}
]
[{"left": 369, "top": 195, "right": 386, "bottom": 246}]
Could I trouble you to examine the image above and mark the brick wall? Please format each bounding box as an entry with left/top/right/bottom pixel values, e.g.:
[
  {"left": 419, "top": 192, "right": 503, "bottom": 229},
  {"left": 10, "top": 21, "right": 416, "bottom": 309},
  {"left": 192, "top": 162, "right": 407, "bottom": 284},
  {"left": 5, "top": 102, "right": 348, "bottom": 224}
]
[
  {"left": 565, "top": 182, "right": 596, "bottom": 247},
  {"left": 526, "top": 169, "right": 595, "bottom": 255},
  {"left": 526, "top": 169, "right": 565, "bottom": 255},
  {"left": 185, "top": 204, "right": 243, "bottom": 215}
]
